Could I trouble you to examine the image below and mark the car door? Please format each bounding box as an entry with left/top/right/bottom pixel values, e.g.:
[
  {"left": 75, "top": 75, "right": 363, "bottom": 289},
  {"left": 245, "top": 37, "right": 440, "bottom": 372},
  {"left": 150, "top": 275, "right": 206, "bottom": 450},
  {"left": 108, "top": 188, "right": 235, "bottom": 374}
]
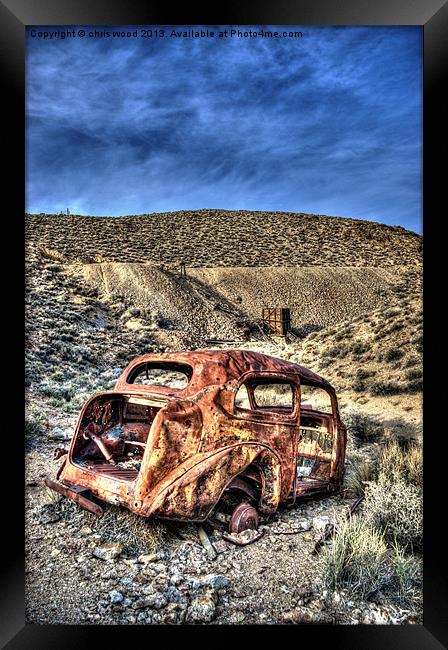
[{"left": 230, "top": 371, "right": 300, "bottom": 501}]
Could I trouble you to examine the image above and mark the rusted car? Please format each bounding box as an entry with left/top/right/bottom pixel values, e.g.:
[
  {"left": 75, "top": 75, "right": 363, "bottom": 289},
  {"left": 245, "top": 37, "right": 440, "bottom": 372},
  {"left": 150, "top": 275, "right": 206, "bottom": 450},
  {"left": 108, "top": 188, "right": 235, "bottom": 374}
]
[{"left": 46, "top": 349, "right": 346, "bottom": 534}]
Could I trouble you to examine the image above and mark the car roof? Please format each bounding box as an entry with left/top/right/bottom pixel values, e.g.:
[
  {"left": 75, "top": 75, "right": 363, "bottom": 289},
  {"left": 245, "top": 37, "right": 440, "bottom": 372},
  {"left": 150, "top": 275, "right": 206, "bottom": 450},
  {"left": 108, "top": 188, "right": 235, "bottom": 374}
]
[{"left": 119, "top": 348, "right": 331, "bottom": 389}]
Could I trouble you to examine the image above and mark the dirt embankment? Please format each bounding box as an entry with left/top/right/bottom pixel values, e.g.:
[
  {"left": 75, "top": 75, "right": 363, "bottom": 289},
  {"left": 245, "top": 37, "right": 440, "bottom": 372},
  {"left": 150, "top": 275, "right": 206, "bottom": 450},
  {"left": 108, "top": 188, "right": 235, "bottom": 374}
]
[{"left": 81, "top": 262, "right": 419, "bottom": 337}]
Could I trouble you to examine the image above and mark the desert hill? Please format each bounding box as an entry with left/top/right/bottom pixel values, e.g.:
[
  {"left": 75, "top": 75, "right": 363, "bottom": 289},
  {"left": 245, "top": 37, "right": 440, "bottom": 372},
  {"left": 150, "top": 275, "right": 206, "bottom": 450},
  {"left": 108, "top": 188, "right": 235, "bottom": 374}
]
[{"left": 25, "top": 209, "right": 421, "bottom": 267}]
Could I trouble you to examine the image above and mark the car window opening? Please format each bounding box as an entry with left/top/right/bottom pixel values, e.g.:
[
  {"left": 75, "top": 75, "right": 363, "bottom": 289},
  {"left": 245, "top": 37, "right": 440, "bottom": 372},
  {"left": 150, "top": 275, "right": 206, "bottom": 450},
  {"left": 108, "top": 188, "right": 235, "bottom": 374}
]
[
  {"left": 127, "top": 362, "right": 192, "bottom": 389},
  {"left": 296, "top": 382, "right": 335, "bottom": 488},
  {"left": 235, "top": 378, "right": 295, "bottom": 414}
]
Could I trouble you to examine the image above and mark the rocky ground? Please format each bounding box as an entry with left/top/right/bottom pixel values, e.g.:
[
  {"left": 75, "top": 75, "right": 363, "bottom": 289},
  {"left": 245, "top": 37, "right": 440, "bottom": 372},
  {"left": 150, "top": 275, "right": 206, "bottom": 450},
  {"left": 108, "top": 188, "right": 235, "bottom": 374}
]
[{"left": 25, "top": 433, "right": 420, "bottom": 626}]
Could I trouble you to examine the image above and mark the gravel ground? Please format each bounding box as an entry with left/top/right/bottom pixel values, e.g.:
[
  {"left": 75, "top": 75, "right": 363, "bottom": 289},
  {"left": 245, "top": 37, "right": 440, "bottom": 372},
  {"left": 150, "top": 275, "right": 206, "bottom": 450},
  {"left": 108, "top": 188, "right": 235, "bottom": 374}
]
[{"left": 25, "top": 433, "right": 420, "bottom": 626}]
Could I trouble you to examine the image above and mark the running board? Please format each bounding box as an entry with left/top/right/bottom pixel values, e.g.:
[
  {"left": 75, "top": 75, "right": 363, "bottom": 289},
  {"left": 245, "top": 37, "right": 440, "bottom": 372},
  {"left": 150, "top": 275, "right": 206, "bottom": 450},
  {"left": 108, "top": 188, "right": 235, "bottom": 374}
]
[{"left": 44, "top": 477, "right": 104, "bottom": 517}]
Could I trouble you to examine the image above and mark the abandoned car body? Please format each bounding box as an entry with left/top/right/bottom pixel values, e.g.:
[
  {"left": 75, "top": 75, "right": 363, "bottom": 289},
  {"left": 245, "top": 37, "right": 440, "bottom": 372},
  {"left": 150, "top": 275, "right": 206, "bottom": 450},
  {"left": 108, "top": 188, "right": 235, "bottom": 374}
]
[{"left": 46, "top": 349, "right": 346, "bottom": 533}]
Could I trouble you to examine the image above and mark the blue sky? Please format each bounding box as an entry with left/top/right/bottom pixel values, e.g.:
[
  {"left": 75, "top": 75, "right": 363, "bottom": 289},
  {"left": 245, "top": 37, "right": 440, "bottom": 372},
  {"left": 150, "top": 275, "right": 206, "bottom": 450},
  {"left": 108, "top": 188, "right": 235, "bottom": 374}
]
[{"left": 26, "top": 26, "right": 422, "bottom": 233}]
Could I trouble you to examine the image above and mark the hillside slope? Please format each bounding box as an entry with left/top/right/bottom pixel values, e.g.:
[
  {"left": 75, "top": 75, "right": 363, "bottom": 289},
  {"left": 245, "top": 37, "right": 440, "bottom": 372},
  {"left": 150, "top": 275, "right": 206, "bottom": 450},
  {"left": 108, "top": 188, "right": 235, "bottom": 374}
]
[
  {"left": 82, "top": 262, "right": 420, "bottom": 333},
  {"left": 25, "top": 209, "right": 421, "bottom": 267}
]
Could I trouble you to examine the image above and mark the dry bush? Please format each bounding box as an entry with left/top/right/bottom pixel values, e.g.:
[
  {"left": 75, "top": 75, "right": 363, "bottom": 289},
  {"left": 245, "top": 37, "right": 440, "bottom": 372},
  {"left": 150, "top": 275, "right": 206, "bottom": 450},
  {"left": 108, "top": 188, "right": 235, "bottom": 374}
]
[
  {"left": 321, "top": 516, "right": 392, "bottom": 599},
  {"left": 387, "top": 541, "right": 423, "bottom": 607},
  {"left": 42, "top": 486, "right": 63, "bottom": 505},
  {"left": 25, "top": 415, "right": 46, "bottom": 438},
  {"left": 363, "top": 478, "right": 422, "bottom": 551},
  {"left": 92, "top": 508, "right": 168, "bottom": 554},
  {"left": 378, "top": 439, "right": 422, "bottom": 488},
  {"left": 369, "top": 380, "right": 402, "bottom": 396},
  {"left": 344, "top": 454, "right": 378, "bottom": 496},
  {"left": 37, "top": 497, "right": 168, "bottom": 555},
  {"left": 344, "top": 410, "right": 384, "bottom": 445},
  {"left": 321, "top": 515, "right": 422, "bottom": 607}
]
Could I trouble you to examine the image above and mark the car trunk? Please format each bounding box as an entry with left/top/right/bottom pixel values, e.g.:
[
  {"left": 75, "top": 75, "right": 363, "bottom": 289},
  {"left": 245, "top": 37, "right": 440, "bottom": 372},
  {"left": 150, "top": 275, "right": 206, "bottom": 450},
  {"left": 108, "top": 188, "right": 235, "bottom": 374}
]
[{"left": 71, "top": 393, "right": 167, "bottom": 482}]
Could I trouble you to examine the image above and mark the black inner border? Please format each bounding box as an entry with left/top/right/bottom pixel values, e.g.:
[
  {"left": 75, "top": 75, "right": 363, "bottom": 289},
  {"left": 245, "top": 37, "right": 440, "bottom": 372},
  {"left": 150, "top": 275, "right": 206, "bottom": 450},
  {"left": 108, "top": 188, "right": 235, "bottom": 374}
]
[{"left": 2, "top": 0, "right": 447, "bottom": 647}]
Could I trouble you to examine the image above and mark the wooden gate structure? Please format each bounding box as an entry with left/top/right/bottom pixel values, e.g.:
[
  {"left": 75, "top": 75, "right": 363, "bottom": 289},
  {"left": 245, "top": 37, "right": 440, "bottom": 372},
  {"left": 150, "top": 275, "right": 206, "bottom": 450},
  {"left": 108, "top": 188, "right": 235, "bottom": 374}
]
[{"left": 261, "top": 307, "right": 291, "bottom": 336}]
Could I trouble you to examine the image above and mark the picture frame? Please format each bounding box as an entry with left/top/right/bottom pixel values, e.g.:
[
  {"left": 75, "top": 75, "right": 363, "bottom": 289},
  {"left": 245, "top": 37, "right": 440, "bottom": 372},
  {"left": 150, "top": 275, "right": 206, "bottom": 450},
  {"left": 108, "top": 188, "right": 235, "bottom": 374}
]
[{"left": 3, "top": 0, "right": 446, "bottom": 646}]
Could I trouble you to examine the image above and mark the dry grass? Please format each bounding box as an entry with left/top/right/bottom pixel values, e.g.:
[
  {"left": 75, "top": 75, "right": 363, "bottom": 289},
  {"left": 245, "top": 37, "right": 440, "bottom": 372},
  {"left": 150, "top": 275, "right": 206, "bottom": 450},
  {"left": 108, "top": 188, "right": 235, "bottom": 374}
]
[
  {"left": 91, "top": 508, "right": 168, "bottom": 554},
  {"left": 344, "top": 436, "right": 422, "bottom": 497},
  {"left": 363, "top": 479, "right": 423, "bottom": 551},
  {"left": 344, "top": 410, "right": 385, "bottom": 445},
  {"left": 321, "top": 514, "right": 422, "bottom": 607},
  {"left": 38, "top": 495, "right": 169, "bottom": 555},
  {"left": 344, "top": 454, "right": 379, "bottom": 497},
  {"left": 321, "top": 515, "right": 393, "bottom": 599},
  {"left": 378, "top": 438, "right": 422, "bottom": 487}
]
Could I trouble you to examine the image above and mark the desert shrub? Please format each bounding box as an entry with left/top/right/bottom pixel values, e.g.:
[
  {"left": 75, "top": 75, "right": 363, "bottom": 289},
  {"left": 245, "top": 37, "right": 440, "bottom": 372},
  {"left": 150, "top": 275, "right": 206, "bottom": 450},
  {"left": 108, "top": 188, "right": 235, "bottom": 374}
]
[
  {"left": 369, "top": 380, "right": 402, "bottom": 396},
  {"left": 406, "top": 378, "right": 423, "bottom": 393},
  {"left": 344, "top": 455, "right": 378, "bottom": 496},
  {"left": 49, "top": 397, "right": 65, "bottom": 408},
  {"left": 35, "top": 499, "right": 170, "bottom": 552},
  {"left": 384, "top": 308, "right": 400, "bottom": 319},
  {"left": 387, "top": 322, "right": 405, "bottom": 334},
  {"left": 350, "top": 341, "right": 371, "bottom": 356},
  {"left": 404, "top": 356, "right": 420, "bottom": 368},
  {"left": 345, "top": 410, "right": 384, "bottom": 444},
  {"left": 323, "top": 343, "right": 352, "bottom": 359},
  {"left": 355, "top": 368, "right": 370, "bottom": 380},
  {"left": 352, "top": 377, "right": 365, "bottom": 393},
  {"left": 410, "top": 334, "right": 423, "bottom": 352},
  {"left": 378, "top": 439, "right": 422, "bottom": 488},
  {"left": 92, "top": 508, "right": 168, "bottom": 554},
  {"left": 352, "top": 368, "right": 374, "bottom": 393},
  {"left": 363, "top": 479, "right": 422, "bottom": 551},
  {"left": 153, "top": 313, "right": 174, "bottom": 329},
  {"left": 384, "top": 348, "right": 405, "bottom": 362},
  {"left": 387, "top": 541, "right": 423, "bottom": 607},
  {"left": 321, "top": 516, "right": 392, "bottom": 599},
  {"left": 25, "top": 415, "right": 45, "bottom": 437},
  {"left": 60, "top": 333, "right": 74, "bottom": 342},
  {"left": 405, "top": 368, "right": 422, "bottom": 381},
  {"left": 318, "top": 357, "right": 332, "bottom": 369},
  {"left": 39, "top": 381, "right": 76, "bottom": 402},
  {"left": 49, "top": 369, "right": 66, "bottom": 382}
]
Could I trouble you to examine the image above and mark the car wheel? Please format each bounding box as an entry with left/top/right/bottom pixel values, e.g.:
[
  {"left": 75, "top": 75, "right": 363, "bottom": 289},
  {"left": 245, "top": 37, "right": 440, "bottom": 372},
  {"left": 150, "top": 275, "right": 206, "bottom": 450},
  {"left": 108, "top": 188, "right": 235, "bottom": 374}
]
[{"left": 229, "top": 502, "right": 259, "bottom": 534}]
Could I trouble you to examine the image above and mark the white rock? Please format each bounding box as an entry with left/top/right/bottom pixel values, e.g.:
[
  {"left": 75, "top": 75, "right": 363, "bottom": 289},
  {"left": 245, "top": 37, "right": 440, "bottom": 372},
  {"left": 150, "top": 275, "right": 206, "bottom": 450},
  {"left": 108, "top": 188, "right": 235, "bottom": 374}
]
[
  {"left": 48, "top": 427, "right": 70, "bottom": 441},
  {"left": 312, "top": 516, "right": 331, "bottom": 533},
  {"left": 185, "top": 590, "right": 217, "bottom": 623},
  {"left": 109, "top": 590, "right": 124, "bottom": 604},
  {"left": 92, "top": 542, "right": 123, "bottom": 561}
]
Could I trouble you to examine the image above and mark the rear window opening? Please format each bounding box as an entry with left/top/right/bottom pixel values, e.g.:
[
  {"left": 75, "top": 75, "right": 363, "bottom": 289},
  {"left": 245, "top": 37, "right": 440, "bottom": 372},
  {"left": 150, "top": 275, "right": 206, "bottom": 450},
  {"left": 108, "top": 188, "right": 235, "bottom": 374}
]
[
  {"left": 300, "top": 383, "right": 333, "bottom": 414},
  {"left": 253, "top": 382, "right": 294, "bottom": 411},
  {"left": 126, "top": 362, "right": 192, "bottom": 389}
]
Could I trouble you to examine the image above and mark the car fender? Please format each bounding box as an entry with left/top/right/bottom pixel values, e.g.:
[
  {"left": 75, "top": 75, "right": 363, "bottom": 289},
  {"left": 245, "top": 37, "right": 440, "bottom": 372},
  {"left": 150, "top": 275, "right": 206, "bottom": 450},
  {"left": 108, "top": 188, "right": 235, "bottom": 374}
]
[{"left": 143, "top": 442, "right": 282, "bottom": 521}]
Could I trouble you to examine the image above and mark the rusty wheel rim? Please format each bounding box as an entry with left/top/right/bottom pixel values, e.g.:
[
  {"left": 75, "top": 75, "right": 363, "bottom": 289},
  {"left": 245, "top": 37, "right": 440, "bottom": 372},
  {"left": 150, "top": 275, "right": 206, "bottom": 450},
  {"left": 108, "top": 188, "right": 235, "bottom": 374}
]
[{"left": 229, "top": 502, "right": 259, "bottom": 534}]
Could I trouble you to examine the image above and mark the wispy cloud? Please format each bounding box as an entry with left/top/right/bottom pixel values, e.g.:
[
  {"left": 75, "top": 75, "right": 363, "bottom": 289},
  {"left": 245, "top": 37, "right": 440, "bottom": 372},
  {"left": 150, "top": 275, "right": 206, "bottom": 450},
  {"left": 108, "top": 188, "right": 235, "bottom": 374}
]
[{"left": 26, "top": 26, "right": 422, "bottom": 232}]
